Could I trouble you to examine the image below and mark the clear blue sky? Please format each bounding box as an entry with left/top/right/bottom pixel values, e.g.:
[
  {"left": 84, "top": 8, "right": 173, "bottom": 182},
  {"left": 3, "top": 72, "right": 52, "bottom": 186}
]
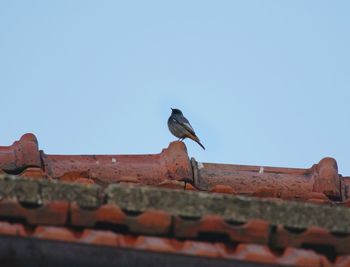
[{"left": 1, "top": 1, "right": 349, "bottom": 175}]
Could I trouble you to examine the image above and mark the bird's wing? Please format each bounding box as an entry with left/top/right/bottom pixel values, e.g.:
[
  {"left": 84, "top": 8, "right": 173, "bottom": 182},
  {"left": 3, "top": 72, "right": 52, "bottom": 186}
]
[{"left": 174, "top": 116, "right": 196, "bottom": 136}]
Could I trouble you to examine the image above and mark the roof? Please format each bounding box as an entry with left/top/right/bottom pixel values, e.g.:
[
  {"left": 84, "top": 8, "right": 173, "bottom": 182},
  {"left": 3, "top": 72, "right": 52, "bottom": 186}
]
[{"left": 0, "top": 133, "right": 349, "bottom": 267}]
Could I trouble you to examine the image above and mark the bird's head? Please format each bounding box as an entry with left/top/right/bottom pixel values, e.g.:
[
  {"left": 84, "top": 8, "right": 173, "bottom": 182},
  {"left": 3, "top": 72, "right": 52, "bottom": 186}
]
[{"left": 171, "top": 108, "right": 183, "bottom": 115}]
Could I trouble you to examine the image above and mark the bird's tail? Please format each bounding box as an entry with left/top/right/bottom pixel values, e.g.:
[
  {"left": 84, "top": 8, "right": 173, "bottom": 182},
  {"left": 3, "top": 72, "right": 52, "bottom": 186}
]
[
  {"left": 187, "top": 133, "right": 205, "bottom": 150},
  {"left": 196, "top": 140, "right": 205, "bottom": 150},
  {"left": 193, "top": 137, "right": 205, "bottom": 150}
]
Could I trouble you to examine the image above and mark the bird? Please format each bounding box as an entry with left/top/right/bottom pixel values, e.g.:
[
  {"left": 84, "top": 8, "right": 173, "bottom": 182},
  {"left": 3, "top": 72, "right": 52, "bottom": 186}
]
[{"left": 168, "top": 108, "right": 205, "bottom": 150}]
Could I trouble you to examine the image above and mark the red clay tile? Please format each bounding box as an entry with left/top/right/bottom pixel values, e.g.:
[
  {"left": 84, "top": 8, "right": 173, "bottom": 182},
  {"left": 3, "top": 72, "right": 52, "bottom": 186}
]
[
  {"left": 274, "top": 225, "right": 332, "bottom": 247},
  {"left": 341, "top": 177, "right": 350, "bottom": 202},
  {"left": 336, "top": 256, "right": 350, "bottom": 267},
  {"left": 134, "top": 236, "right": 176, "bottom": 253},
  {"left": 41, "top": 141, "right": 192, "bottom": 185},
  {"left": 1, "top": 134, "right": 349, "bottom": 203},
  {"left": 70, "top": 203, "right": 127, "bottom": 227},
  {"left": 192, "top": 157, "right": 341, "bottom": 200},
  {"left": 26, "top": 201, "right": 68, "bottom": 225},
  {"left": 304, "top": 192, "right": 330, "bottom": 203},
  {"left": 80, "top": 229, "right": 119, "bottom": 246},
  {"left": 117, "top": 234, "right": 138, "bottom": 247},
  {"left": 174, "top": 215, "right": 270, "bottom": 244},
  {"left": 0, "top": 221, "right": 27, "bottom": 236},
  {"left": 210, "top": 185, "right": 235, "bottom": 194},
  {"left": 0, "top": 199, "right": 68, "bottom": 225},
  {"left": 278, "top": 247, "right": 331, "bottom": 267},
  {"left": 20, "top": 167, "right": 47, "bottom": 179},
  {"left": 233, "top": 244, "right": 277, "bottom": 264},
  {"left": 273, "top": 225, "right": 350, "bottom": 255},
  {"left": 0, "top": 219, "right": 342, "bottom": 267},
  {"left": 181, "top": 240, "right": 221, "bottom": 257},
  {"left": 0, "top": 133, "right": 41, "bottom": 172},
  {"left": 133, "top": 210, "right": 171, "bottom": 234},
  {"left": 0, "top": 134, "right": 193, "bottom": 185},
  {"left": 33, "top": 226, "right": 78, "bottom": 242},
  {"left": 71, "top": 203, "right": 171, "bottom": 235},
  {"left": 157, "top": 180, "right": 186, "bottom": 190},
  {"left": 313, "top": 157, "right": 340, "bottom": 198}
]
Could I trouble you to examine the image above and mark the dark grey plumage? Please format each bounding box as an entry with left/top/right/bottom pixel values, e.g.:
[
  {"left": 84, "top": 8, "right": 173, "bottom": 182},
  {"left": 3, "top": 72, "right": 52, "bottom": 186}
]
[{"left": 167, "top": 108, "right": 205, "bottom": 150}]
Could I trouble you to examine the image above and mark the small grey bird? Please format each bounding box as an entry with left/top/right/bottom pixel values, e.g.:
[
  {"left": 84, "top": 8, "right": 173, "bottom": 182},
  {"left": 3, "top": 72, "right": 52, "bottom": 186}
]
[{"left": 168, "top": 108, "right": 205, "bottom": 150}]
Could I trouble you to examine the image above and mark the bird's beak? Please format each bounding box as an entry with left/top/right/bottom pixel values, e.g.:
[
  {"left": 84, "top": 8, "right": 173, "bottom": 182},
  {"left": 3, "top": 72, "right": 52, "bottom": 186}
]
[{"left": 170, "top": 108, "right": 173, "bottom": 111}]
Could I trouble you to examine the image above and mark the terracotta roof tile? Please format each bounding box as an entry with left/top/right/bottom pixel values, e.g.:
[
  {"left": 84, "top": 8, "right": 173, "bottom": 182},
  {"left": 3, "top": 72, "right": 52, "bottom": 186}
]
[
  {"left": 174, "top": 216, "right": 270, "bottom": 244},
  {"left": 335, "top": 256, "right": 350, "bottom": 267},
  {"left": 1, "top": 134, "right": 347, "bottom": 202},
  {"left": 134, "top": 236, "right": 177, "bottom": 253},
  {"left": 0, "top": 219, "right": 340, "bottom": 266},
  {"left": 0, "top": 221, "right": 26, "bottom": 236},
  {"left": 71, "top": 203, "right": 172, "bottom": 235},
  {"left": 80, "top": 229, "right": 119, "bottom": 246},
  {"left": 0, "top": 133, "right": 349, "bottom": 266},
  {"left": 191, "top": 157, "right": 340, "bottom": 200},
  {"left": 33, "top": 226, "right": 78, "bottom": 242},
  {"left": 233, "top": 244, "right": 277, "bottom": 264},
  {"left": 180, "top": 240, "right": 221, "bottom": 257},
  {"left": 278, "top": 247, "right": 331, "bottom": 267},
  {"left": 0, "top": 199, "right": 68, "bottom": 225},
  {"left": 272, "top": 225, "right": 350, "bottom": 255}
]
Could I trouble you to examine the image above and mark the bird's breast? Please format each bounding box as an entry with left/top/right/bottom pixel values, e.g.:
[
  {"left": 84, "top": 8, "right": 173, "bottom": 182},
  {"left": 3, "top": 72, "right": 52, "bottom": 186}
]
[{"left": 168, "top": 118, "right": 185, "bottom": 138}]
